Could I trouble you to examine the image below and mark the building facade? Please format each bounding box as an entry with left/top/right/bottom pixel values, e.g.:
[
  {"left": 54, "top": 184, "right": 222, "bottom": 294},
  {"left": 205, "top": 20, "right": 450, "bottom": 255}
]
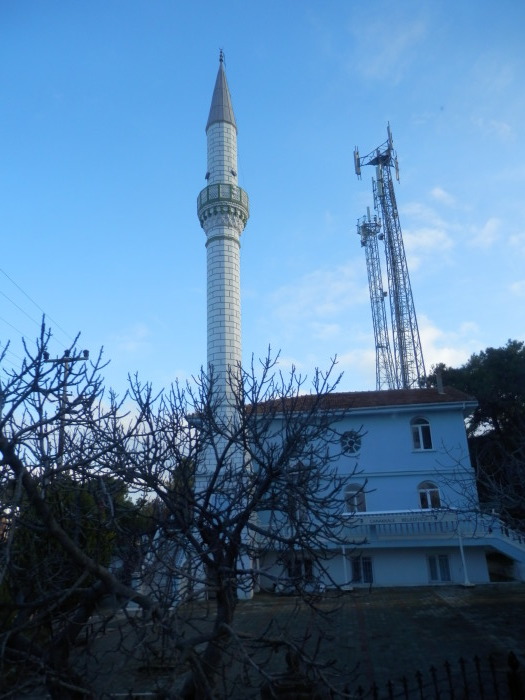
[{"left": 257, "top": 387, "right": 525, "bottom": 588}]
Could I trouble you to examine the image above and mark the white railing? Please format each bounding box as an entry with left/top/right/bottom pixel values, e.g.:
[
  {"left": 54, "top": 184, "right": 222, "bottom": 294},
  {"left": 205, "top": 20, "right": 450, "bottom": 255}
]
[
  {"left": 343, "top": 509, "right": 457, "bottom": 541},
  {"left": 342, "top": 509, "right": 525, "bottom": 551}
]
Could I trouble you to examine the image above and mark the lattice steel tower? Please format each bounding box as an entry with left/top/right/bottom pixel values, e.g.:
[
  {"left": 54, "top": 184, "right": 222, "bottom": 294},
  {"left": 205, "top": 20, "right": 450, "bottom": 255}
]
[
  {"left": 355, "top": 125, "right": 426, "bottom": 390},
  {"left": 357, "top": 208, "right": 397, "bottom": 390}
]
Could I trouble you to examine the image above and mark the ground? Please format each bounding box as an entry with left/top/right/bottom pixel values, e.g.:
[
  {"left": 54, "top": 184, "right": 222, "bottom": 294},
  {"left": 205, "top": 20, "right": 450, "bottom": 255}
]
[{"left": 73, "top": 583, "right": 525, "bottom": 698}]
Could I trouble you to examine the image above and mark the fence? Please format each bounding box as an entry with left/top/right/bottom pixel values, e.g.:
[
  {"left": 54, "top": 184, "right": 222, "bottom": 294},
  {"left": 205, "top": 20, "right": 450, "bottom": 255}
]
[{"left": 353, "top": 651, "right": 524, "bottom": 700}]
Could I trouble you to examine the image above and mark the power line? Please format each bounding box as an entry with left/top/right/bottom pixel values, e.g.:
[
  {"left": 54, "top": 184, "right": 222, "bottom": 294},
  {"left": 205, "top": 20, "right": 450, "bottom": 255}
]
[
  {"left": 0, "top": 314, "right": 26, "bottom": 341},
  {"left": 0, "top": 268, "right": 75, "bottom": 344},
  {"left": 0, "top": 342, "right": 25, "bottom": 365},
  {"left": 0, "top": 290, "right": 40, "bottom": 327}
]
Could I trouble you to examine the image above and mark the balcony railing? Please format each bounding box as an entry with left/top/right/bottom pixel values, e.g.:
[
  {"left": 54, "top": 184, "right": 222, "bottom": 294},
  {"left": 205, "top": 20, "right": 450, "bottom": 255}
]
[
  {"left": 341, "top": 509, "right": 525, "bottom": 551},
  {"left": 197, "top": 183, "right": 249, "bottom": 209}
]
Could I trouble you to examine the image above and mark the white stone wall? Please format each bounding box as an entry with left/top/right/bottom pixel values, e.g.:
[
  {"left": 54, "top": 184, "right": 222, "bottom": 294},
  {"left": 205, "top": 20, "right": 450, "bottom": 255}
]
[
  {"left": 207, "top": 122, "right": 238, "bottom": 186},
  {"left": 206, "top": 230, "right": 242, "bottom": 378}
]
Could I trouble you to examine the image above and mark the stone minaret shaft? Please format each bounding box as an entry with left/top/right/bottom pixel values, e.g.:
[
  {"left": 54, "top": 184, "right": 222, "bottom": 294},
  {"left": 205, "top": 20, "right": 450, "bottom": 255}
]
[{"left": 197, "top": 54, "right": 249, "bottom": 400}]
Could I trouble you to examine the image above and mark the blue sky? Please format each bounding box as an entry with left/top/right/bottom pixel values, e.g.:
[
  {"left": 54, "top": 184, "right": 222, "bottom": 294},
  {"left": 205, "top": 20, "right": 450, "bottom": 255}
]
[{"left": 1, "top": 1, "right": 524, "bottom": 397}]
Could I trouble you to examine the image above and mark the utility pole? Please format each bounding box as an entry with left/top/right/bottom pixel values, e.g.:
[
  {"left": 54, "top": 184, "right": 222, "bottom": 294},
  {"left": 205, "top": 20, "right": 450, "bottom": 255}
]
[{"left": 44, "top": 349, "right": 89, "bottom": 470}]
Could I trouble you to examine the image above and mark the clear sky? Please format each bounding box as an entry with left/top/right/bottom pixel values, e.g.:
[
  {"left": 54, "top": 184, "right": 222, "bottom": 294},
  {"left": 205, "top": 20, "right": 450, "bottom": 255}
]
[{"left": 1, "top": 1, "right": 524, "bottom": 397}]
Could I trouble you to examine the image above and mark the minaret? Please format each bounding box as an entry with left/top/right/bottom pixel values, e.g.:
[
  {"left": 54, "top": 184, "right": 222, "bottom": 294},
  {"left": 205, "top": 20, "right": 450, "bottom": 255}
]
[{"left": 197, "top": 52, "right": 249, "bottom": 401}]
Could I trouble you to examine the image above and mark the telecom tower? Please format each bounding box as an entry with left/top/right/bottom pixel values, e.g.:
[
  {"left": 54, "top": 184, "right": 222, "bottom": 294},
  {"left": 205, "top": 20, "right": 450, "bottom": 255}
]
[
  {"left": 357, "top": 209, "right": 397, "bottom": 390},
  {"left": 354, "top": 125, "right": 426, "bottom": 390}
]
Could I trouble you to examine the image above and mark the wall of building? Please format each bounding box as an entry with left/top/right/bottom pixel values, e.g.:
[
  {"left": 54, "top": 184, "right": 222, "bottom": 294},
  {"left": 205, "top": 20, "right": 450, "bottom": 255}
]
[
  {"left": 258, "top": 545, "right": 490, "bottom": 590},
  {"left": 333, "top": 405, "right": 476, "bottom": 512}
]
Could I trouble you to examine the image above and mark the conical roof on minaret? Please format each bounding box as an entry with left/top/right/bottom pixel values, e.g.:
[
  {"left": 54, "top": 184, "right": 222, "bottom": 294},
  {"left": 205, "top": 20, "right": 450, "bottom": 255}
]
[{"left": 206, "top": 51, "right": 237, "bottom": 133}]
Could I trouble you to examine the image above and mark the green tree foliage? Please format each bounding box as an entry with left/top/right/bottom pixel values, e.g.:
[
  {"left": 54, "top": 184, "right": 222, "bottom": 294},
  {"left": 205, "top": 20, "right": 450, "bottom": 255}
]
[
  {"left": 431, "top": 340, "right": 525, "bottom": 528},
  {"left": 434, "top": 340, "right": 525, "bottom": 441}
]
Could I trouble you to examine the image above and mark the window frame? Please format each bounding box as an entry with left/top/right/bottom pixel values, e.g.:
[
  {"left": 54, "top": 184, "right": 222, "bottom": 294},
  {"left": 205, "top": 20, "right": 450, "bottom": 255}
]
[
  {"left": 287, "top": 556, "right": 314, "bottom": 582},
  {"left": 418, "top": 481, "right": 441, "bottom": 509},
  {"left": 428, "top": 554, "right": 451, "bottom": 582},
  {"left": 344, "top": 483, "right": 366, "bottom": 513},
  {"left": 411, "top": 417, "right": 433, "bottom": 451},
  {"left": 351, "top": 556, "right": 373, "bottom": 584}
]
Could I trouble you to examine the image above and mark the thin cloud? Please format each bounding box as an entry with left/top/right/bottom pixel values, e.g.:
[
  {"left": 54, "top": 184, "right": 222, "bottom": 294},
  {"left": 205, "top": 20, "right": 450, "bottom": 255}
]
[
  {"left": 509, "top": 232, "right": 525, "bottom": 256},
  {"left": 336, "top": 347, "right": 376, "bottom": 388},
  {"left": 352, "top": 18, "right": 427, "bottom": 83},
  {"left": 402, "top": 225, "right": 454, "bottom": 271},
  {"left": 469, "top": 217, "right": 501, "bottom": 248},
  {"left": 430, "top": 187, "right": 456, "bottom": 207},
  {"left": 472, "top": 116, "right": 514, "bottom": 142},
  {"left": 389, "top": 201, "right": 455, "bottom": 271},
  {"left": 509, "top": 280, "right": 525, "bottom": 297},
  {"left": 418, "top": 316, "right": 481, "bottom": 370},
  {"left": 271, "top": 261, "right": 366, "bottom": 324},
  {"left": 311, "top": 321, "right": 341, "bottom": 341},
  {"left": 111, "top": 323, "right": 152, "bottom": 354},
  {"left": 402, "top": 201, "right": 449, "bottom": 229},
  {"left": 471, "top": 54, "right": 515, "bottom": 95}
]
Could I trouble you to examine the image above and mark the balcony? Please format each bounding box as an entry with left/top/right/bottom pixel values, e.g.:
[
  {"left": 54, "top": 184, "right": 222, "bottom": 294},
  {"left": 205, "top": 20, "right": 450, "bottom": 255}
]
[
  {"left": 341, "top": 509, "right": 525, "bottom": 554},
  {"left": 197, "top": 184, "right": 250, "bottom": 230},
  {"left": 197, "top": 183, "right": 249, "bottom": 208}
]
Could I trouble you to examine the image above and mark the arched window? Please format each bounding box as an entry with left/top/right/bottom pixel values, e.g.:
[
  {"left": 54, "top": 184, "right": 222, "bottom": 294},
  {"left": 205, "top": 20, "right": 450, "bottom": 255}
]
[
  {"left": 418, "top": 481, "right": 441, "bottom": 509},
  {"left": 344, "top": 484, "right": 366, "bottom": 513},
  {"left": 411, "top": 417, "right": 433, "bottom": 450}
]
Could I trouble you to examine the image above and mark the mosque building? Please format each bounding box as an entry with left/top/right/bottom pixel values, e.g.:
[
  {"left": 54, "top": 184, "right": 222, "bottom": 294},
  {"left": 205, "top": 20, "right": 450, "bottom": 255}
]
[{"left": 195, "top": 55, "right": 525, "bottom": 588}]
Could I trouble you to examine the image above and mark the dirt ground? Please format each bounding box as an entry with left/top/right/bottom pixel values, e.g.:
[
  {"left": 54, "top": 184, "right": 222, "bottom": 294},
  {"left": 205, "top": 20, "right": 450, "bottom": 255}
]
[{"left": 73, "top": 582, "right": 525, "bottom": 698}]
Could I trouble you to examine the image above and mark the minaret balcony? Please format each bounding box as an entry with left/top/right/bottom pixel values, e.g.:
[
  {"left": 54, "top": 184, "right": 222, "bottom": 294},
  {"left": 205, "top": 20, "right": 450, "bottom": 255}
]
[{"left": 197, "top": 184, "right": 250, "bottom": 230}]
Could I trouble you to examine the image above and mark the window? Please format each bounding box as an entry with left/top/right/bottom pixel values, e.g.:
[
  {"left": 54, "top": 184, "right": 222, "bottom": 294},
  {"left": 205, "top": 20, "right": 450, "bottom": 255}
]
[
  {"left": 418, "top": 481, "right": 441, "bottom": 509},
  {"left": 340, "top": 430, "right": 362, "bottom": 455},
  {"left": 344, "top": 484, "right": 366, "bottom": 513},
  {"left": 285, "top": 463, "right": 307, "bottom": 521},
  {"left": 428, "top": 554, "right": 451, "bottom": 582},
  {"left": 351, "top": 556, "right": 373, "bottom": 584},
  {"left": 411, "top": 417, "right": 433, "bottom": 450},
  {"left": 287, "top": 556, "right": 313, "bottom": 581}
]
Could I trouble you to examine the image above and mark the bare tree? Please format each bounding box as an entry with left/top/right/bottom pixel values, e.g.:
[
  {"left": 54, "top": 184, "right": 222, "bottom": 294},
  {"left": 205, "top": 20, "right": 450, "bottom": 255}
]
[
  {"left": 0, "top": 327, "right": 157, "bottom": 697},
  {"left": 1, "top": 328, "right": 359, "bottom": 698}
]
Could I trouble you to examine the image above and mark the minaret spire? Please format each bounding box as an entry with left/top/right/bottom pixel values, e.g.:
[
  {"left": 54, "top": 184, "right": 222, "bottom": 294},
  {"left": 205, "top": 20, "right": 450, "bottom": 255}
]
[
  {"left": 197, "top": 56, "right": 250, "bottom": 402},
  {"left": 206, "top": 52, "right": 237, "bottom": 134}
]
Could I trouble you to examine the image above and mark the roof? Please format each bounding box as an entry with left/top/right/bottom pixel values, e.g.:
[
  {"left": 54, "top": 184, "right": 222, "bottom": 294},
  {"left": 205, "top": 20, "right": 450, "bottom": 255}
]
[
  {"left": 257, "top": 387, "right": 477, "bottom": 414},
  {"left": 206, "top": 57, "right": 237, "bottom": 132}
]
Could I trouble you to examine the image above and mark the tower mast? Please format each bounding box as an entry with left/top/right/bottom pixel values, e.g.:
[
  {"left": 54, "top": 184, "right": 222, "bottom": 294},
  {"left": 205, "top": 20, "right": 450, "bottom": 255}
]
[
  {"left": 357, "top": 209, "right": 397, "bottom": 390},
  {"left": 355, "top": 125, "right": 426, "bottom": 389}
]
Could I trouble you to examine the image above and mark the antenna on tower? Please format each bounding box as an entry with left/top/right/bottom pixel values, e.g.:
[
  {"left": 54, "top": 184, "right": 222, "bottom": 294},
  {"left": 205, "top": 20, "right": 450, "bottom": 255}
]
[
  {"left": 355, "top": 125, "right": 426, "bottom": 390},
  {"left": 354, "top": 148, "right": 361, "bottom": 179}
]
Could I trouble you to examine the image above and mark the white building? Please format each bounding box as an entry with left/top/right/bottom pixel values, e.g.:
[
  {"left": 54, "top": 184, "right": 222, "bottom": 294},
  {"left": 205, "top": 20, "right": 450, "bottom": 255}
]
[{"left": 257, "top": 387, "right": 525, "bottom": 588}]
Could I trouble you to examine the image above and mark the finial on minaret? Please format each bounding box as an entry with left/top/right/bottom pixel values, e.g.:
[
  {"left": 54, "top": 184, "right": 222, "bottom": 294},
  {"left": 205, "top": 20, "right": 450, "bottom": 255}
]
[{"left": 206, "top": 51, "right": 236, "bottom": 132}]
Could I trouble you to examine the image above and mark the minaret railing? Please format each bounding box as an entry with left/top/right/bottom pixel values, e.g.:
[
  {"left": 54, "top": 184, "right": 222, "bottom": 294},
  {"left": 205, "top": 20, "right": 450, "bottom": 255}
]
[
  {"left": 197, "top": 184, "right": 250, "bottom": 231},
  {"left": 197, "top": 183, "right": 249, "bottom": 208}
]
